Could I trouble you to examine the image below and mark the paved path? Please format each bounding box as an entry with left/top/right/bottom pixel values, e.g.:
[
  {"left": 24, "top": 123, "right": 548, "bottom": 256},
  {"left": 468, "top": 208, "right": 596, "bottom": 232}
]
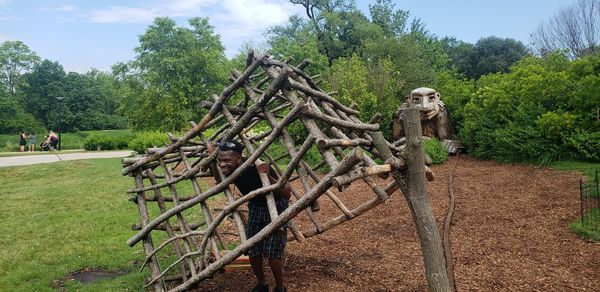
[{"left": 0, "top": 150, "right": 135, "bottom": 168}]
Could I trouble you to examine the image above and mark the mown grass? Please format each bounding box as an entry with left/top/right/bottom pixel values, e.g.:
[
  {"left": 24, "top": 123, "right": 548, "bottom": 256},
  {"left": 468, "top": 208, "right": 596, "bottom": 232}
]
[
  {"left": 551, "top": 160, "right": 599, "bottom": 180},
  {"left": 0, "top": 158, "right": 147, "bottom": 291},
  {"left": 569, "top": 209, "right": 600, "bottom": 241},
  {"left": 0, "top": 129, "right": 133, "bottom": 152},
  {"left": 551, "top": 160, "right": 600, "bottom": 241}
]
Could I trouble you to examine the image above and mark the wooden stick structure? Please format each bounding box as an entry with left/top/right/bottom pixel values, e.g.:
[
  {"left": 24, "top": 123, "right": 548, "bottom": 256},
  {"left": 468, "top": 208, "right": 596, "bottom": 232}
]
[{"left": 121, "top": 51, "right": 445, "bottom": 291}]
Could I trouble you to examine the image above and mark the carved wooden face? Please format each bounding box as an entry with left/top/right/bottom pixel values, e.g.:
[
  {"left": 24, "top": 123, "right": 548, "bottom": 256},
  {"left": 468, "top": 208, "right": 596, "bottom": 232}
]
[{"left": 408, "top": 87, "right": 440, "bottom": 120}]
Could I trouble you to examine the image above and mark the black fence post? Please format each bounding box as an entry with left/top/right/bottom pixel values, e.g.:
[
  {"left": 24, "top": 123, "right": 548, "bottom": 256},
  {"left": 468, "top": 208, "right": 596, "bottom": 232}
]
[
  {"left": 580, "top": 178, "right": 584, "bottom": 225},
  {"left": 596, "top": 170, "right": 600, "bottom": 230},
  {"left": 596, "top": 169, "right": 600, "bottom": 212}
]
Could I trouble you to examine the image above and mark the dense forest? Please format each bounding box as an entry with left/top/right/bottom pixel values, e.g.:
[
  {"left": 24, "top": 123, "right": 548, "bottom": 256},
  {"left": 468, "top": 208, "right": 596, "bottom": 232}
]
[{"left": 1, "top": 0, "right": 599, "bottom": 162}]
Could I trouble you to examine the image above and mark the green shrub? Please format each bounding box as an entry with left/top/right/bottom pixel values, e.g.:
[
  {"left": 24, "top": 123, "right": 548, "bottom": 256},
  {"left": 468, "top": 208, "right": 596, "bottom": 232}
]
[
  {"left": 128, "top": 131, "right": 169, "bottom": 154},
  {"left": 84, "top": 133, "right": 112, "bottom": 151},
  {"left": 536, "top": 111, "right": 577, "bottom": 141},
  {"left": 564, "top": 130, "right": 600, "bottom": 162},
  {"left": 424, "top": 138, "right": 448, "bottom": 164},
  {"left": 83, "top": 132, "right": 132, "bottom": 151}
]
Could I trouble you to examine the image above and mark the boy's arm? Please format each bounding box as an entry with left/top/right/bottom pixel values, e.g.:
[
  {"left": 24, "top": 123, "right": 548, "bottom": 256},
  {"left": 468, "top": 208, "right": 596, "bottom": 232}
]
[{"left": 267, "top": 168, "right": 291, "bottom": 200}]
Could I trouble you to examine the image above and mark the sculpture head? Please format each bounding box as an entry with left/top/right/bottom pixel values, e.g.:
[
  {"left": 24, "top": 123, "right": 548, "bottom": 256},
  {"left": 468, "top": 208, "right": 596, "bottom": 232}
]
[{"left": 407, "top": 87, "right": 441, "bottom": 120}]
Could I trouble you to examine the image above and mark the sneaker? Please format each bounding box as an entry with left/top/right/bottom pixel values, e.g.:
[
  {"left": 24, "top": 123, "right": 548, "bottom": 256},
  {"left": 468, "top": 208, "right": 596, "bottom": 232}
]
[
  {"left": 251, "top": 283, "right": 269, "bottom": 292},
  {"left": 273, "top": 287, "right": 287, "bottom": 292}
]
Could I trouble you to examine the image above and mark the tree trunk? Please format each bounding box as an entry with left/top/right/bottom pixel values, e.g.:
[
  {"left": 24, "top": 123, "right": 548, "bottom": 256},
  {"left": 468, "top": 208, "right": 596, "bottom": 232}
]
[{"left": 403, "top": 107, "right": 452, "bottom": 292}]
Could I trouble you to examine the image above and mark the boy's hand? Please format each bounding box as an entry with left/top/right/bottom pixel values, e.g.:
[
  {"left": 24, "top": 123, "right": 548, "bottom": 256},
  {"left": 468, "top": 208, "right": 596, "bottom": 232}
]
[{"left": 207, "top": 142, "right": 217, "bottom": 154}]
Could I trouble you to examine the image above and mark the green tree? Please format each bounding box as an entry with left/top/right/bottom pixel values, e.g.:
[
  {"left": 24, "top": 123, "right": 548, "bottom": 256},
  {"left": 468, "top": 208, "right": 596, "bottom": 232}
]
[
  {"left": 0, "top": 83, "right": 44, "bottom": 133},
  {"left": 472, "top": 36, "right": 529, "bottom": 79},
  {"left": 439, "top": 37, "right": 476, "bottom": 77},
  {"left": 0, "top": 41, "right": 40, "bottom": 95},
  {"left": 117, "top": 17, "right": 229, "bottom": 131},
  {"left": 266, "top": 15, "right": 330, "bottom": 76},
  {"left": 58, "top": 72, "right": 126, "bottom": 131},
  {"left": 440, "top": 36, "right": 528, "bottom": 79},
  {"left": 368, "top": 0, "right": 409, "bottom": 37},
  {"left": 329, "top": 54, "right": 378, "bottom": 128},
  {"left": 19, "top": 59, "right": 67, "bottom": 128},
  {"left": 290, "top": 0, "right": 383, "bottom": 65}
]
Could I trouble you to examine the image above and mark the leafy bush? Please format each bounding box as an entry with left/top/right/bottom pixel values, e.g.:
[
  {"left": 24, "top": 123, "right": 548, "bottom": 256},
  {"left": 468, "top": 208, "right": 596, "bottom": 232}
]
[
  {"left": 564, "top": 130, "right": 600, "bottom": 162},
  {"left": 128, "top": 131, "right": 170, "bottom": 154},
  {"left": 83, "top": 132, "right": 132, "bottom": 151},
  {"left": 83, "top": 130, "right": 133, "bottom": 151},
  {"left": 536, "top": 111, "right": 577, "bottom": 141},
  {"left": 83, "top": 133, "right": 113, "bottom": 151},
  {"left": 423, "top": 138, "right": 448, "bottom": 164},
  {"left": 458, "top": 53, "right": 600, "bottom": 164}
]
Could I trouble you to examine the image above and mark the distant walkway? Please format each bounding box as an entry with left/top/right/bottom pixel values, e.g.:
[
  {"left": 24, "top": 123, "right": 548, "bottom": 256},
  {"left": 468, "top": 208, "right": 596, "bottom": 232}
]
[{"left": 0, "top": 150, "right": 135, "bottom": 168}]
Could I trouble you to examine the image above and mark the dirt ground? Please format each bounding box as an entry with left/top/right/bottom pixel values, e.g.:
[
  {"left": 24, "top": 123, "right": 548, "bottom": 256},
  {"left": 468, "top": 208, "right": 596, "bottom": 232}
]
[{"left": 194, "top": 156, "right": 600, "bottom": 291}]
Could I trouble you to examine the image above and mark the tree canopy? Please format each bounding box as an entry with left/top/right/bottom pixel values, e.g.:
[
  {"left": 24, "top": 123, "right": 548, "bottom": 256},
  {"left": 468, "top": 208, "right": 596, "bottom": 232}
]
[{"left": 116, "top": 17, "right": 229, "bottom": 131}]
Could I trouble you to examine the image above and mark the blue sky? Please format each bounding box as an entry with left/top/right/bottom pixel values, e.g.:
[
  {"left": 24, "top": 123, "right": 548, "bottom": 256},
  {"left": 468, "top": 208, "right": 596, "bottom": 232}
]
[{"left": 0, "top": 0, "right": 575, "bottom": 73}]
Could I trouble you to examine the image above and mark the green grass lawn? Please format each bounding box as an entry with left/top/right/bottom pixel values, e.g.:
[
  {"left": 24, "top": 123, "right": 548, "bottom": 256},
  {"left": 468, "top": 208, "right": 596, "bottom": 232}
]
[
  {"left": 569, "top": 208, "right": 600, "bottom": 241},
  {"left": 551, "top": 160, "right": 600, "bottom": 241},
  {"left": 551, "top": 160, "right": 599, "bottom": 180},
  {"left": 0, "top": 158, "right": 147, "bottom": 291}
]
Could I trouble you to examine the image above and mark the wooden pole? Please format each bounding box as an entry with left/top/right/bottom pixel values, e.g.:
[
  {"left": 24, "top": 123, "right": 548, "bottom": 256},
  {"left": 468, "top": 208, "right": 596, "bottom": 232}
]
[{"left": 400, "top": 108, "right": 452, "bottom": 292}]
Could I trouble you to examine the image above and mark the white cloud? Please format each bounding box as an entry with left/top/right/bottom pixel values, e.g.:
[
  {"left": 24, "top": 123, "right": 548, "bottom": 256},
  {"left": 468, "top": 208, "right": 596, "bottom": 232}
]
[
  {"left": 86, "top": 0, "right": 303, "bottom": 55},
  {"left": 88, "top": 0, "right": 300, "bottom": 27},
  {"left": 90, "top": 6, "right": 158, "bottom": 23},
  {"left": 88, "top": 0, "right": 217, "bottom": 23},
  {"left": 39, "top": 4, "right": 79, "bottom": 12},
  {"left": 0, "top": 14, "right": 18, "bottom": 21},
  {"left": 213, "top": 0, "right": 303, "bottom": 53}
]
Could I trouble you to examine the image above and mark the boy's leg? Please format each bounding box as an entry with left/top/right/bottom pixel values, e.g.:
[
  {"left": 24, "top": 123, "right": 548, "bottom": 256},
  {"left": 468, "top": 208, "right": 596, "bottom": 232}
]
[
  {"left": 268, "top": 258, "right": 285, "bottom": 289},
  {"left": 250, "top": 256, "right": 265, "bottom": 284}
]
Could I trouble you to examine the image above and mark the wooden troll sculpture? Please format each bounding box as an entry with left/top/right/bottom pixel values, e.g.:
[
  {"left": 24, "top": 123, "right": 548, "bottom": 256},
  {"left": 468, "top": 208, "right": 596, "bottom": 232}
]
[
  {"left": 392, "top": 87, "right": 454, "bottom": 141},
  {"left": 122, "top": 52, "right": 449, "bottom": 291}
]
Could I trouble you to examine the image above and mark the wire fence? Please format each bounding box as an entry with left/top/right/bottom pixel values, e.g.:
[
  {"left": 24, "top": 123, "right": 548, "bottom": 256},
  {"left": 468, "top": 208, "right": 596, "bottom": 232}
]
[{"left": 579, "top": 170, "right": 600, "bottom": 231}]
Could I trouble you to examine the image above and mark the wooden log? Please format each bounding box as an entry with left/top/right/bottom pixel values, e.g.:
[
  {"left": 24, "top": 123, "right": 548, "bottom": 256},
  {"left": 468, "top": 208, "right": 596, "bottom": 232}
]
[
  {"left": 146, "top": 171, "right": 197, "bottom": 279},
  {"left": 287, "top": 196, "right": 381, "bottom": 240},
  {"left": 158, "top": 158, "right": 204, "bottom": 249},
  {"left": 133, "top": 172, "right": 166, "bottom": 292},
  {"left": 140, "top": 171, "right": 213, "bottom": 180},
  {"left": 300, "top": 160, "right": 354, "bottom": 219},
  {"left": 127, "top": 101, "right": 305, "bottom": 247},
  {"left": 131, "top": 221, "right": 206, "bottom": 231},
  {"left": 237, "top": 75, "right": 323, "bottom": 213},
  {"left": 287, "top": 78, "right": 359, "bottom": 115},
  {"left": 372, "top": 108, "right": 451, "bottom": 291},
  {"left": 196, "top": 135, "right": 316, "bottom": 260},
  {"left": 169, "top": 147, "right": 364, "bottom": 292},
  {"left": 122, "top": 53, "right": 266, "bottom": 175},
  {"left": 331, "top": 164, "right": 393, "bottom": 190},
  {"left": 301, "top": 105, "right": 379, "bottom": 132},
  {"left": 216, "top": 99, "right": 282, "bottom": 229},
  {"left": 176, "top": 149, "right": 226, "bottom": 254},
  {"left": 249, "top": 135, "right": 324, "bottom": 234},
  {"left": 317, "top": 138, "right": 372, "bottom": 149},
  {"left": 298, "top": 101, "right": 391, "bottom": 202},
  {"left": 286, "top": 219, "right": 306, "bottom": 243}
]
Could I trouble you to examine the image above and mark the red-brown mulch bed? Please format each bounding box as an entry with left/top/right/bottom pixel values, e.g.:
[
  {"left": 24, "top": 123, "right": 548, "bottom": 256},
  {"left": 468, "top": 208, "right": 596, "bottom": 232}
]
[{"left": 194, "top": 156, "right": 600, "bottom": 291}]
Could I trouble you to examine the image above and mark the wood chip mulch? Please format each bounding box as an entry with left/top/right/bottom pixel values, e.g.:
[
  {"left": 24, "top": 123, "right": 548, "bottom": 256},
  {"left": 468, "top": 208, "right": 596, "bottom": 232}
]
[{"left": 194, "top": 155, "right": 600, "bottom": 291}]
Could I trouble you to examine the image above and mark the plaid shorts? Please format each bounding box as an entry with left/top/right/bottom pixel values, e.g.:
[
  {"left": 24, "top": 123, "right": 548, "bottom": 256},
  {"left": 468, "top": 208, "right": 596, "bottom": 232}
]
[{"left": 245, "top": 199, "right": 289, "bottom": 259}]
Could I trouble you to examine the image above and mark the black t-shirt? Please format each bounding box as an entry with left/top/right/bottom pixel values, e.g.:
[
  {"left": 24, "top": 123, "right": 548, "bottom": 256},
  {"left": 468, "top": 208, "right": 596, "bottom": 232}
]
[{"left": 233, "top": 161, "right": 280, "bottom": 207}]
